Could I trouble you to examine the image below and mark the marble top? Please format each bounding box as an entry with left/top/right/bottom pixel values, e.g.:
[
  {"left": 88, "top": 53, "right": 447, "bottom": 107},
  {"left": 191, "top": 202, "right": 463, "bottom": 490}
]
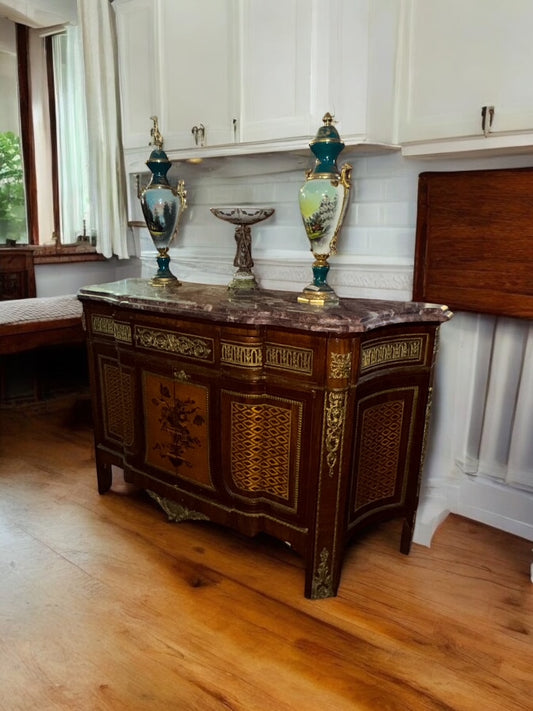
[{"left": 78, "top": 279, "right": 453, "bottom": 334}]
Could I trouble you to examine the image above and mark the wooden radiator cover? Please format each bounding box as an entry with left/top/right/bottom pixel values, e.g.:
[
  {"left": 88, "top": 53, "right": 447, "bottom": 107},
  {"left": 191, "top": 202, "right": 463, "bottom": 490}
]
[{"left": 413, "top": 167, "right": 533, "bottom": 319}]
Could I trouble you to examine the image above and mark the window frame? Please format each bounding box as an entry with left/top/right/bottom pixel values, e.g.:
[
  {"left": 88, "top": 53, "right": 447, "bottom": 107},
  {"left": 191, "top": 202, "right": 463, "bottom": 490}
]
[{"left": 15, "top": 21, "right": 101, "bottom": 263}]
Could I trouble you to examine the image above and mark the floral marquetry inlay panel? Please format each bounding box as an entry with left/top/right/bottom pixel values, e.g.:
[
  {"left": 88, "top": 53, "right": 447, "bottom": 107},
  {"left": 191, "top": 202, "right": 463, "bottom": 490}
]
[{"left": 143, "top": 370, "right": 213, "bottom": 489}]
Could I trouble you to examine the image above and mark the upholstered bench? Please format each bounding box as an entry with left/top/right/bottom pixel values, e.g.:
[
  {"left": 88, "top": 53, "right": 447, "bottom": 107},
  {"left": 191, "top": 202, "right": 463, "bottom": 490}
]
[{"left": 0, "top": 295, "right": 84, "bottom": 355}]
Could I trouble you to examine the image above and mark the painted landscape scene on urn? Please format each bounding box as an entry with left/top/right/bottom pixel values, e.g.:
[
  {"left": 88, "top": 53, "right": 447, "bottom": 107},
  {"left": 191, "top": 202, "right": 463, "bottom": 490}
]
[
  {"left": 141, "top": 188, "right": 180, "bottom": 251},
  {"left": 299, "top": 181, "right": 344, "bottom": 256}
]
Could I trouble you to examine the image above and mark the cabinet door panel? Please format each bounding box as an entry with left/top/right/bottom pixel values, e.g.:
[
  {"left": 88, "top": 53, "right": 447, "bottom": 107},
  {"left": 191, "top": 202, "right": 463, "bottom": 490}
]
[
  {"left": 114, "top": 0, "right": 159, "bottom": 150},
  {"left": 142, "top": 369, "right": 214, "bottom": 489},
  {"left": 128, "top": 360, "right": 219, "bottom": 495},
  {"left": 220, "top": 388, "right": 306, "bottom": 516},
  {"left": 347, "top": 376, "right": 429, "bottom": 530},
  {"left": 158, "top": 0, "right": 237, "bottom": 149},
  {"left": 399, "top": 0, "right": 533, "bottom": 143},
  {"left": 98, "top": 354, "right": 135, "bottom": 450},
  {"left": 239, "top": 0, "right": 314, "bottom": 142}
]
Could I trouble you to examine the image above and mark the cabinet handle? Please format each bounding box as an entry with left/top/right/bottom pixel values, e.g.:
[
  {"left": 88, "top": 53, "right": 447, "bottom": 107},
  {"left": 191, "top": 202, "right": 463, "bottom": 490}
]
[
  {"left": 173, "top": 369, "right": 190, "bottom": 382},
  {"left": 191, "top": 124, "right": 205, "bottom": 147},
  {"left": 233, "top": 118, "right": 237, "bottom": 142},
  {"left": 481, "top": 105, "right": 494, "bottom": 137}
]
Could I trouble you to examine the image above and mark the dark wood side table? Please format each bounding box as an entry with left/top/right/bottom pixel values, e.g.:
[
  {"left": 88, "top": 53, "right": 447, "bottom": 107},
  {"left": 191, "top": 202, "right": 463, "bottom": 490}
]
[
  {"left": 0, "top": 247, "right": 36, "bottom": 300},
  {"left": 79, "top": 279, "right": 452, "bottom": 598}
]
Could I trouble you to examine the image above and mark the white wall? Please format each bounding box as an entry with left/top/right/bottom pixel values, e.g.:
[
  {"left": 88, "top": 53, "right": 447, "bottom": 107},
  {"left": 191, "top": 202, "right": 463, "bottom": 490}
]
[
  {"left": 128, "top": 146, "right": 533, "bottom": 546},
  {"left": 35, "top": 255, "right": 141, "bottom": 297}
]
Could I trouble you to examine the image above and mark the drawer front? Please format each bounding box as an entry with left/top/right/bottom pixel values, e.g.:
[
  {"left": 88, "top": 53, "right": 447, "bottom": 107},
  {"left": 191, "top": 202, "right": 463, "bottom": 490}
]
[
  {"left": 134, "top": 323, "right": 215, "bottom": 364},
  {"left": 90, "top": 312, "right": 132, "bottom": 344},
  {"left": 359, "top": 332, "right": 431, "bottom": 376}
]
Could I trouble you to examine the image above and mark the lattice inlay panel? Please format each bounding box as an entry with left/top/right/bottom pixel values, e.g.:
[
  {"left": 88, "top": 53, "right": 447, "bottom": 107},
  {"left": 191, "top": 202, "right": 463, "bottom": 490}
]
[
  {"left": 354, "top": 399, "right": 404, "bottom": 509},
  {"left": 231, "top": 401, "right": 292, "bottom": 500},
  {"left": 101, "top": 361, "right": 133, "bottom": 445}
]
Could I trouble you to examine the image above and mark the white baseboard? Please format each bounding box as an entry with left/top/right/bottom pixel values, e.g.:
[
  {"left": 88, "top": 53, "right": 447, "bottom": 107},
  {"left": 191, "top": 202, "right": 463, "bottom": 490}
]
[
  {"left": 415, "top": 474, "right": 533, "bottom": 547},
  {"left": 450, "top": 474, "right": 533, "bottom": 542}
]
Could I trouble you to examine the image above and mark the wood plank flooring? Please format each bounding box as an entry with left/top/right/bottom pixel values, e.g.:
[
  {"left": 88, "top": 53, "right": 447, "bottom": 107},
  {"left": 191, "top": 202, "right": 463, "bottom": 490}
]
[{"left": 0, "top": 396, "right": 531, "bottom": 711}]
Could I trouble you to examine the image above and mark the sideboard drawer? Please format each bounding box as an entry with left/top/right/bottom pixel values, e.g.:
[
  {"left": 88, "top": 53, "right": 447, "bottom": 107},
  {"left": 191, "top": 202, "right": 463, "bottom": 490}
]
[{"left": 359, "top": 332, "right": 432, "bottom": 376}]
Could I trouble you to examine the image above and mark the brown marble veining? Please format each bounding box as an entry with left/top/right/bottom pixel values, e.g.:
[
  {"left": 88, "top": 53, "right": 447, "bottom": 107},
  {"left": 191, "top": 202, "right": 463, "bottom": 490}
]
[{"left": 78, "top": 278, "right": 452, "bottom": 333}]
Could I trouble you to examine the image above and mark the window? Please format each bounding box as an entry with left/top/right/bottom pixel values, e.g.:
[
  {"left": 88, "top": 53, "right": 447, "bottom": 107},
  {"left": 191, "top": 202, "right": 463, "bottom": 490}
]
[
  {"left": 0, "top": 15, "right": 92, "bottom": 247},
  {"left": 0, "top": 18, "right": 28, "bottom": 244}
]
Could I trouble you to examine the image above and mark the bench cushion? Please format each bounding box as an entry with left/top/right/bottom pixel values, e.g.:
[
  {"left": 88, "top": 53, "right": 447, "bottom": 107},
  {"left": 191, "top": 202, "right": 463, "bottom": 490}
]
[{"left": 0, "top": 295, "right": 84, "bottom": 355}]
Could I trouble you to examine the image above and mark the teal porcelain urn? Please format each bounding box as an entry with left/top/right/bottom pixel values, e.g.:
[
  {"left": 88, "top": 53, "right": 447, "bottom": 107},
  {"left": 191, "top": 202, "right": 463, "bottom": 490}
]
[
  {"left": 137, "top": 116, "right": 187, "bottom": 285},
  {"left": 298, "top": 113, "right": 352, "bottom": 306}
]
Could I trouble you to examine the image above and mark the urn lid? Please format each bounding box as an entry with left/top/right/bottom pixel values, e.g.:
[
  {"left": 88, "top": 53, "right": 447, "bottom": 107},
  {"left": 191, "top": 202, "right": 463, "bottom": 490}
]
[
  {"left": 308, "top": 113, "right": 345, "bottom": 175},
  {"left": 310, "top": 113, "right": 344, "bottom": 147}
]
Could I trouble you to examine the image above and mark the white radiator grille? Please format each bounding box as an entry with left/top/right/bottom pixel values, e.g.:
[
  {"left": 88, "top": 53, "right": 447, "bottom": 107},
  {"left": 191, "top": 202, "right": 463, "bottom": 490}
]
[{"left": 459, "top": 316, "right": 533, "bottom": 491}]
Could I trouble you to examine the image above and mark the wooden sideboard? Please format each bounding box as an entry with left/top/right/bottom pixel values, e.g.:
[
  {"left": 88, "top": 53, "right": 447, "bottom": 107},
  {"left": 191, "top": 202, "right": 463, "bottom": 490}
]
[{"left": 78, "top": 279, "right": 452, "bottom": 598}]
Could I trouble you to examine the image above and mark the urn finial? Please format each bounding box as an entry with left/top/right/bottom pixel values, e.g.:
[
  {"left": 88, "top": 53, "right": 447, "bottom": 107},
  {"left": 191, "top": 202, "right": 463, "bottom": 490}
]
[{"left": 149, "top": 115, "right": 164, "bottom": 150}]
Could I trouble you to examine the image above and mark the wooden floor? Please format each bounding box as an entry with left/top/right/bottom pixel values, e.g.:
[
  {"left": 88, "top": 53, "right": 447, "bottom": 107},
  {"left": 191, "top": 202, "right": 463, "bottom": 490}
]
[{"left": 0, "top": 397, "right": 531, "bottom": 711}]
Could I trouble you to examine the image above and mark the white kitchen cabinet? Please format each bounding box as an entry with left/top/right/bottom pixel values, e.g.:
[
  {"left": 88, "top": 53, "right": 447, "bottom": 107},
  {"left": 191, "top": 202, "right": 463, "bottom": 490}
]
[
  {"left": 114, "top": 0, "right": 238, "bottom": 152},
  {"left": 115, "top": 0, "right": 399, "bottom": 161},
  {"left": 397, "top": 0, "right": 533, "bottom": 154},
  {"left": 239, "top": 0, "right": 399, "bottom": 147}
]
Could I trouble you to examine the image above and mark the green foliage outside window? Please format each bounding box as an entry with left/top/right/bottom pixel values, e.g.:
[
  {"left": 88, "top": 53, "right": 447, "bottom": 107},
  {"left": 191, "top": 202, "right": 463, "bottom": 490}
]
[{"left": 0, "top": 131, "right": 27, "bottom": 242}]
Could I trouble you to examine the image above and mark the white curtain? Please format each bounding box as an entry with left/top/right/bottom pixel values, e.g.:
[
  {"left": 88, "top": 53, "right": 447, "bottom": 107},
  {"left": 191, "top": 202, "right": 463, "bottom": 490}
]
[
  {"left": 77, "top": 0, "right": 129, "bottom": 259},
  {"left": 53, "top": 26, "right": 91, "bottom": 244}
]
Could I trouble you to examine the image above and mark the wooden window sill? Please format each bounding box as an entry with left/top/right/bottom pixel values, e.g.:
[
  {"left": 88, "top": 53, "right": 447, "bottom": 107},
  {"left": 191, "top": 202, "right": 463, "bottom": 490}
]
[{"left": 32, "top": 244, "right": 106, "bottom": 265}]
